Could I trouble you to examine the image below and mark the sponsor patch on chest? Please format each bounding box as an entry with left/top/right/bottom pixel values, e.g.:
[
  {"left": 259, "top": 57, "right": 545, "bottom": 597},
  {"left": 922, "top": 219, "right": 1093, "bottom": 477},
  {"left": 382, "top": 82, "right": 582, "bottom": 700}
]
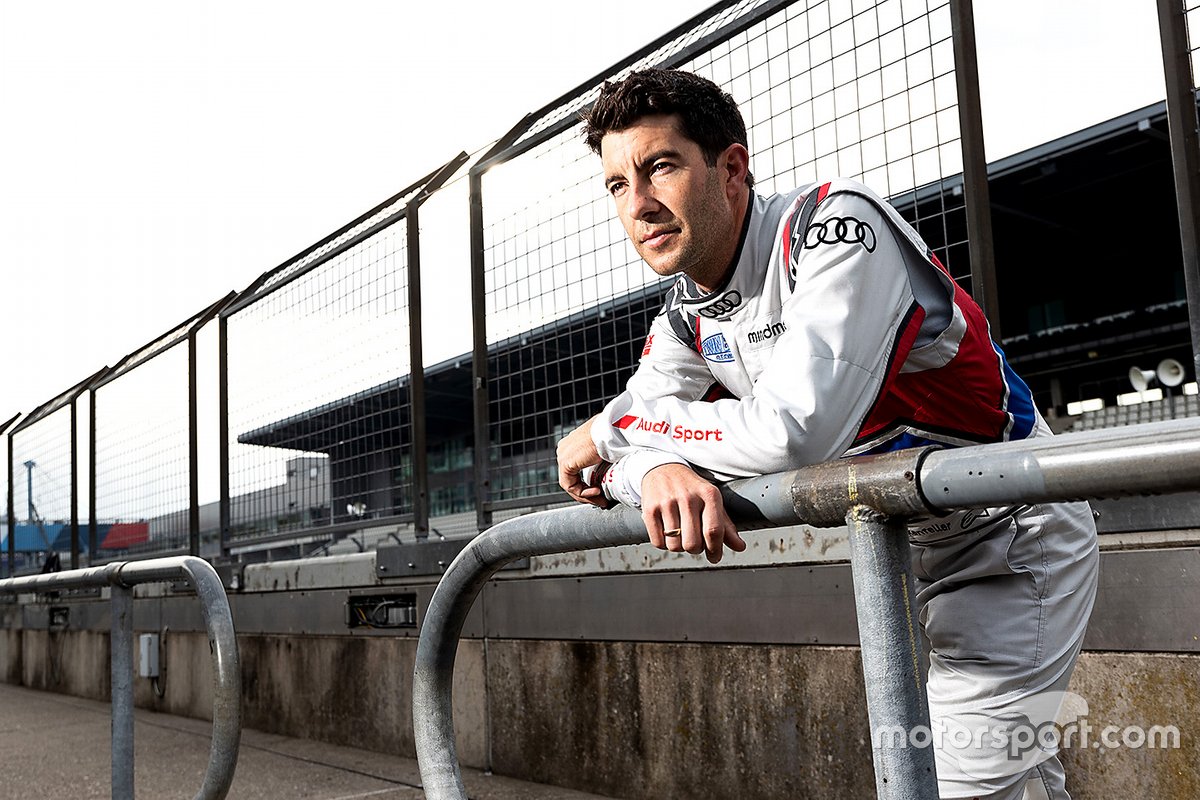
[
  {"left": 700, "top": 332, "right": 734, "bottom": 363},
  {"left": 741, "top": 315, "right": 788, "bottom": 352}
]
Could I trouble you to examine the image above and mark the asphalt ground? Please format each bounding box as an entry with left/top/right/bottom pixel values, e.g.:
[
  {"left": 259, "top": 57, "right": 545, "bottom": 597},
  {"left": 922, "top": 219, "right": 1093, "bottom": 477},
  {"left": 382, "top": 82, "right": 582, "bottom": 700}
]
[{"left": 0, "top": 683, "right": 610, "bottom": 799}]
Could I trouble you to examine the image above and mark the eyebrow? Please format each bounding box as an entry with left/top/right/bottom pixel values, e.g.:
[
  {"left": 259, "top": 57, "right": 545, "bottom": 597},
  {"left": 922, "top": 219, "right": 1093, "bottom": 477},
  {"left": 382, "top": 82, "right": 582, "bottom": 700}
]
[{"left": 604, "top": 148, "right": 685, "bottom": 189}]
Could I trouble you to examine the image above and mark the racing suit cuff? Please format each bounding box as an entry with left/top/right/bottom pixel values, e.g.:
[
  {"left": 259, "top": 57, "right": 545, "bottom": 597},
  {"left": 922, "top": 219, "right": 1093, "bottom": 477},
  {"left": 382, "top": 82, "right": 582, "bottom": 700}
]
[
  {"left": 590, "top": 395, "right": 633, "bottom": 463},
  {"left": 600, "top": 450, "right": 688, "bottom": 508}
]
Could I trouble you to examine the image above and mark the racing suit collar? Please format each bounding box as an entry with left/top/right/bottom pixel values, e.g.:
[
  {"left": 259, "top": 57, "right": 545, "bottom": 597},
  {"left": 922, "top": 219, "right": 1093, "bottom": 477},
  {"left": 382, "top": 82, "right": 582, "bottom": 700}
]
[{"left": 677, "top": 191, "right": 754, "bottom": 316}]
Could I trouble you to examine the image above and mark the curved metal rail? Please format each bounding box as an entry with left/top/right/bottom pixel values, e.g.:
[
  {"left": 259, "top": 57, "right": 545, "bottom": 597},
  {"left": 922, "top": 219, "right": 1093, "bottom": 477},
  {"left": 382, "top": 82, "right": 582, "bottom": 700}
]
[
  {"left": 0, "top": 556, "right": 241, "bottom": 800},
  {"left": 414, "top": 419, "right": 1200, "bottom": 799}
]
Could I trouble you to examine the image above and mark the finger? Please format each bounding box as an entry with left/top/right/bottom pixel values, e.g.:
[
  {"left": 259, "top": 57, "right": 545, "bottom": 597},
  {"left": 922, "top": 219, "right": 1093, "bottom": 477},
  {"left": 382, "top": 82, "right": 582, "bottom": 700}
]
[
  {"left": 578, "top": 487, "right": 609, "bottom": 509},
  {"left": 643, "top": 507, "right": 665, "bottom": 549},
  {"left": 562, "top": 476, "right": 601, "bottom": 507},
  {"left": 681, "top": 499, "right": 706, "bottom": 556},
  {"left": 558, "top": 462, "right": 578, "bottom": 494},
  {"left": 661, "top": 508, "right": 684, "bottom": 553},
  {"left": 561, "top": 474, "right": 585, "bottom": 500},
  {"left": 701, "top": 502, "right": 725, "bottom": 564},
  {"left": 724, "top": 525, "right": 744, "bottom": 551}
]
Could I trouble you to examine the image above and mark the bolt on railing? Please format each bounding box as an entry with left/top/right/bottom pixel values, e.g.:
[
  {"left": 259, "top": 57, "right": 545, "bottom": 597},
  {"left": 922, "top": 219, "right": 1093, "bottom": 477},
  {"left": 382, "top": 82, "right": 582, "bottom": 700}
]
[
  {"left": 0, "top": 556, "right": 241, "bottom": 800},
  {"left": 413, "top": 418, "right": 1200, "bottom": 799}
]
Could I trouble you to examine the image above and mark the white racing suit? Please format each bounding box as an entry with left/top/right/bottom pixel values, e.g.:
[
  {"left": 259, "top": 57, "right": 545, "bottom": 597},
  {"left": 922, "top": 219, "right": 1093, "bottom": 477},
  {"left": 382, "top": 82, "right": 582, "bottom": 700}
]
[{"left": 589, "top": 179, "right": 1098, "bottom": 799}]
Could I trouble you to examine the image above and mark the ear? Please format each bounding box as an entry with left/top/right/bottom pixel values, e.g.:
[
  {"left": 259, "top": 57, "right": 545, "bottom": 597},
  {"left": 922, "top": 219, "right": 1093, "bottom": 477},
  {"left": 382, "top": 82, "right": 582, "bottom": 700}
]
[{"left": 719, "top": 143, "right": 751, "bottom": 199}]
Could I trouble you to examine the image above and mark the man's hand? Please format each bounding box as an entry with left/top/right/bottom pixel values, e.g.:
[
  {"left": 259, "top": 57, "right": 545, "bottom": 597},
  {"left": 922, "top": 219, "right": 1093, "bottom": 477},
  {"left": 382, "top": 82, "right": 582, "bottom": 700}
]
[
  {"left": 556, "top": 416, "right": 608, "bottom": 507},
  {"left": 641, "top": 463, "right": 746, "bottom": 564}
]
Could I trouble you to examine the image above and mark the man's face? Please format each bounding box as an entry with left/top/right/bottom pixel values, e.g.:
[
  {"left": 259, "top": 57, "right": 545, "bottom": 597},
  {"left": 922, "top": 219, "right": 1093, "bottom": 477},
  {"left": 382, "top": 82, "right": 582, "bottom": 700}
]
[{"left": 600, "top": 114, "right": 743, "bottom": 292}]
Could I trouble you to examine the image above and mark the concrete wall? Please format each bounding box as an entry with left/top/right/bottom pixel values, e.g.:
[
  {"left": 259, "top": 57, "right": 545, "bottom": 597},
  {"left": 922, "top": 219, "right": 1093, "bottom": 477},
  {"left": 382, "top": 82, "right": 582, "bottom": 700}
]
[
  {"left": 1064, "top": 652, "right": 1200, "bottom": 798},
  {"left": 158, "top": 633, "right": 484, "bottom": 768},
  {"left": 486, "top": 640, "right": 875, "bottom": 799},
  {"left": 0, "top": 628, "right": 20, "bottom": 685},
  {"left": 18, "top": 629, "right": 110, "bottom": 702},
  {"left": 0, "top": 537, "right": 1195, "bottom": 797},
  {"left": 1, "top": 624, "right": 1195, "bottom": 798},
  {"left": 482, "top": 643, "right": 1200, "bottom": 799}
]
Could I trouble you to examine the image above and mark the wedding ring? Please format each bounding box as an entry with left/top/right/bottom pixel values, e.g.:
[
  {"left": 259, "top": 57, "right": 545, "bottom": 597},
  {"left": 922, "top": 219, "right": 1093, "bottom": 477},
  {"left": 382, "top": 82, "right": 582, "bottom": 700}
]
[{"left": 663, "top": 528, "right": 682, "bottom": 538}]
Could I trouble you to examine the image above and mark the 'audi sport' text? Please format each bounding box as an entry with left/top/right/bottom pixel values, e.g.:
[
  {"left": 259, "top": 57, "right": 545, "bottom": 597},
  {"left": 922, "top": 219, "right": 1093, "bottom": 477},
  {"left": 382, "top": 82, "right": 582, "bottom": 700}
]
[{"left": 614, "top": 414, "right": 725, "bottom": 442}]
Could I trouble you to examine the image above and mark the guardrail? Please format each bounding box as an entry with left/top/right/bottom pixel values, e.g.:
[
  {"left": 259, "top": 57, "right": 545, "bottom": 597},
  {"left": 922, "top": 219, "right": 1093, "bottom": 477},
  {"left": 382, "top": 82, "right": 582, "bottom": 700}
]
[
  {"left": 413, "top": 418, "right": 1200, "bottom": 799},
  {"left": 0, "top": 556, "right": 241, "bottom": 800}
]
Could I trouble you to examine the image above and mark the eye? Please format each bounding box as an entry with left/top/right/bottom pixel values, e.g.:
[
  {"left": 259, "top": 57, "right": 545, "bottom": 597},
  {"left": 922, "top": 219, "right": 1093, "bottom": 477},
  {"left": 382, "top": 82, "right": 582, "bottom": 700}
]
[
  {"left": 607, "top": 181, "right": 627, "bottom": 197},
  {"left": 651, "top": 161, "right": 674, "bottom": 176}
]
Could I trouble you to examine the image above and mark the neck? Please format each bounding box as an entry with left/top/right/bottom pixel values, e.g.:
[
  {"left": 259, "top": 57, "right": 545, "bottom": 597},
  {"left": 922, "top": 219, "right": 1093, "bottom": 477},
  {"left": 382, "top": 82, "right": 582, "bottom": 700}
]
[{"left": 692, "top": 187, "right": 751, "bottom": 294}]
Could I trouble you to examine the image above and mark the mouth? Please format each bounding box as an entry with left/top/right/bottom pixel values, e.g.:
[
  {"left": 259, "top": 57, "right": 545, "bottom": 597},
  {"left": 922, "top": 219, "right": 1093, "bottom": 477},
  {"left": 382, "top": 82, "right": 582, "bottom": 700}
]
[{"left": 640, "top": 228, "right": 680, "bottom": 249}]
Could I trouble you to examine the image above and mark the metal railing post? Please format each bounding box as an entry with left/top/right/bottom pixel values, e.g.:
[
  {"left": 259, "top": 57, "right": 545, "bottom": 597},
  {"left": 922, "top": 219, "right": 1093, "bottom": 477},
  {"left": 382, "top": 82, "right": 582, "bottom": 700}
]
[
  {"left": 414, "top": 419, "right": 1200, "bottom": 799},
  {"left": 846, "top": 505, "right": 937, "bottom": 798},
  {"left": 0, "top": 556, "right": 241, "bottom": 800},
  {"left": 111, "top": 583, "right": 135, "bottom": 800}
]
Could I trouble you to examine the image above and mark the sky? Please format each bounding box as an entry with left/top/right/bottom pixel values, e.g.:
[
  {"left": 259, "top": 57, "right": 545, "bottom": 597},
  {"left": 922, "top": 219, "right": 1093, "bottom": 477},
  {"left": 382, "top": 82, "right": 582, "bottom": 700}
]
[{"left": 0, "top": 0, "right": 1169, "bottom": 427}]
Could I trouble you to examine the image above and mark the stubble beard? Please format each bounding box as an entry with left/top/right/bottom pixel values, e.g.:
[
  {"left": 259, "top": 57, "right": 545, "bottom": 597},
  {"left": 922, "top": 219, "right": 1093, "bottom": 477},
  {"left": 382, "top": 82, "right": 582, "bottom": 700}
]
[{"left": 637, "top": 170, "right": 732, "bottom": 290}]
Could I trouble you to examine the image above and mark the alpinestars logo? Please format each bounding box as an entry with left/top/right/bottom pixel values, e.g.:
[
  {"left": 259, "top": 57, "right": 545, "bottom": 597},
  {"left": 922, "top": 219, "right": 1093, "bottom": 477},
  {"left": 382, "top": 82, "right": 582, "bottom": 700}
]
[{"left": 613, "top": 415, "right": 725, "bottom": 442}]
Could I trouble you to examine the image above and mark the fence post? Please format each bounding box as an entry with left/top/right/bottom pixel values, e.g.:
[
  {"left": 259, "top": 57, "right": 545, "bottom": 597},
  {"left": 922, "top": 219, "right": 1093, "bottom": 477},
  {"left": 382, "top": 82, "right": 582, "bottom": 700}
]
[
  {"left": 468, "top": 166, "right": 492, "bottom": 533},
  {"left": 89, "top": 389, "right": 98, "bottom": 562},
  {"left": 218, "top": 314, "right": 230, "bottom": 558},
  {"left": 6, "top": 431, "right": 13, "bottom": 577},
  {"left": 189, "top": 331, "right": 201, "bottom": 555},
  {"left": 950, "top": 0, "right": 1001, "bottom": 338},
  {"left": 110, "top": 582, "right": 135, "bottom": 800},
  {"left": 1156, "top": 0, "right": 1200, "bottom": 377},
  {"left": 69, "top": 397, "right": 79, "bottom": 570}
]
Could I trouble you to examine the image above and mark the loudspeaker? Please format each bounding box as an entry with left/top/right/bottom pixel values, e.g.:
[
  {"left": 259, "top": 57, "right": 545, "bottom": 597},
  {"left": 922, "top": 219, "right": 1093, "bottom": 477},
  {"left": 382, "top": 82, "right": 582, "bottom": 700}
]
[
  {"left": 1157, "top": 358, "right": 1186, "bottom": 388},
  {"left": 1129, "top": 366, "right": 1156, "bottom": 392}
]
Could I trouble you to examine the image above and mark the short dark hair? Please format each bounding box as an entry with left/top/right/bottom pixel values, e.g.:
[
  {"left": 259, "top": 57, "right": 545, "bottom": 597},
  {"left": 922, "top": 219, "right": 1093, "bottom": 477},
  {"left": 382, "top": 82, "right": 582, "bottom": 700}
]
[{"left": 582, "top": 68, "right": 754, "bottom": 187}]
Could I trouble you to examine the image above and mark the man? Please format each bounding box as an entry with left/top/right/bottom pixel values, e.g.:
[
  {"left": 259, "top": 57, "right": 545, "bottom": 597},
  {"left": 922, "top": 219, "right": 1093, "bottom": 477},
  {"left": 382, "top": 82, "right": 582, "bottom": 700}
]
[{"left": 556, "top": 68, "right": 1098, "bottom": 799}]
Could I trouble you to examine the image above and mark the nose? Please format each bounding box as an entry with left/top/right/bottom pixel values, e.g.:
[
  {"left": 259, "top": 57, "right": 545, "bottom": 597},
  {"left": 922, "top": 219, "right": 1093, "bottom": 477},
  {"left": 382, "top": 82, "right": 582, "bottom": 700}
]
[{"left": 626, "top": 177, "right": 662, "bottom": 221}]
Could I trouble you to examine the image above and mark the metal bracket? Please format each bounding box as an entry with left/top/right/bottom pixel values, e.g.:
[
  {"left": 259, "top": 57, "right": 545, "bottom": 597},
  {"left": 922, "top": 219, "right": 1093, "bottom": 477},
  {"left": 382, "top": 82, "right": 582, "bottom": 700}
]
[
  {"left": 214, "top": 562, "right": 245, "bottom": 592},
  {"left": 376, "top": 540, "right": 528, "bottom": 578}
]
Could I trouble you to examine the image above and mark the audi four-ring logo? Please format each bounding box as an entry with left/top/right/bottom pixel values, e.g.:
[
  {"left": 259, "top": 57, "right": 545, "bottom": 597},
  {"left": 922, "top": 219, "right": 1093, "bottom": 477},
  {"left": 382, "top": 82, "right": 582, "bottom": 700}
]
[
  {"left": 804, "top": 216, "right": 877, "bottom": 252},
  {"left": 697, "top": 290, "right": 743, "bottom": 318}
]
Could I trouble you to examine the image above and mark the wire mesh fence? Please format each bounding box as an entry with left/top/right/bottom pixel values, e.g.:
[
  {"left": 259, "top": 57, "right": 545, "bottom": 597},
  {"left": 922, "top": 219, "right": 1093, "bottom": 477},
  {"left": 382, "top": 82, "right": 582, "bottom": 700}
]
[
  {"left": 474, "top": 0, "right": 967, "bottom": 513},
  {"left": 1185, "top": 0, "right": 1200, "bottom": 84},
  {"left": 6, "top": 383, "right": 90, "bottom": 575},
  {"left": 220, "top": 155, "right": 464, "bottom": 552},
  {"left": 90, "top": 297, "right": 227, "bottom": 562},
  {"left": 223, "top": 217, "right": 416, "bottom": 547},
  {"left": 94, "top": 349, "right": 189, "bottom": 556}
]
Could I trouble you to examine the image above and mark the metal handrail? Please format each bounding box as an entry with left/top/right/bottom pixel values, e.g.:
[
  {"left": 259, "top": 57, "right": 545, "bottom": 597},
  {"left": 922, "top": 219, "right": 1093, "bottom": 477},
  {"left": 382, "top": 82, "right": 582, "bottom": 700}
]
[
  {"left": 413, "top": 419, "right": 1200, "bottom": 799},
  {"left": 0, "top": 556, "right": 241, "bottom": 800}
]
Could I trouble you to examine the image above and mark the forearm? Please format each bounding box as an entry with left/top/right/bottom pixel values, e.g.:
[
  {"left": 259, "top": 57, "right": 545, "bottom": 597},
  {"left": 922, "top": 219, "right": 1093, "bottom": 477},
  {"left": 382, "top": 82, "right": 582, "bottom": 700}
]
[{"left": 593, "top": 357, "right": 882, "bottom": 480}]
